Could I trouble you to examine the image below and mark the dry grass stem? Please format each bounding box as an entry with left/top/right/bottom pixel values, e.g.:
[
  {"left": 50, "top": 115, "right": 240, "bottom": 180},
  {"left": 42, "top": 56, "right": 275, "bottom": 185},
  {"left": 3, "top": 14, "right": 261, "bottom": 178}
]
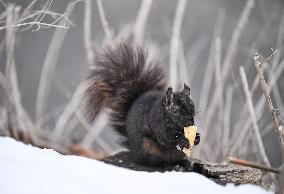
[
  {"left": 178, "top": 41, "right": 189, "bottom": 86},
  {"left": 133, "top": 0, "right": 152, "bottom": 43},
  {"left": 4, "top": 5, "right": 36, "bottom": 143},
  {"left": 4, "top": 5, "right": 17, "bottom": 138},
  {"left": 239, "top": 66, "right": 271, "bottom": 166},
  {"left": 96, "top": 0, "right": 112, "bottom": 42},
  {"left": 214, "top": 37, "right": 223, "bottom": 117},
  {"left": 169, "top": 0, "right": 187, "bottom": 89},
  {"left": 214, "top": 37, "right": 223, "bottom": 158},
  {"left": 84, "top": 0, "right": 95, "bottom": 66}
]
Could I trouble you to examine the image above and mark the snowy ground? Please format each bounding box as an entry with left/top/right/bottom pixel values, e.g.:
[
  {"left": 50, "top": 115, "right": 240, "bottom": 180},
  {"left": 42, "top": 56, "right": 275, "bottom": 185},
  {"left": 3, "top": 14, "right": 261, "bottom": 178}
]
[{"left": 0, "top": 137, "right": 272, "bottom": 194}]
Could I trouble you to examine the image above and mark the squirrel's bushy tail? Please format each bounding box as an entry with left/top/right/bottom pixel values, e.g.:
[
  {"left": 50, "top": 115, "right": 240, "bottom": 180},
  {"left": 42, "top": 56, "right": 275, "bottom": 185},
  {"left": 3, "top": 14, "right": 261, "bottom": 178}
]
[{"left": 85, "top": 42, "right": 166, "bottom": 143}]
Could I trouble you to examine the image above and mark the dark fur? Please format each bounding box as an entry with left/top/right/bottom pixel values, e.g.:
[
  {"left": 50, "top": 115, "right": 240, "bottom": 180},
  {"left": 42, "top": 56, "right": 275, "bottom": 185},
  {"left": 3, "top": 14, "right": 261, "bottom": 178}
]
[{"left": 85, "top": 41, "right": 200, "bottom": 165}]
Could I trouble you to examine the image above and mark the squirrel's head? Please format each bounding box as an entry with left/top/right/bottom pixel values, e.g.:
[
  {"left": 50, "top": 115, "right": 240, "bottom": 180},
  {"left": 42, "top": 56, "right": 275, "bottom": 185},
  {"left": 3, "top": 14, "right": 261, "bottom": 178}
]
[{"left": 162, "top": 83, "right": 195, "bottom": 132}]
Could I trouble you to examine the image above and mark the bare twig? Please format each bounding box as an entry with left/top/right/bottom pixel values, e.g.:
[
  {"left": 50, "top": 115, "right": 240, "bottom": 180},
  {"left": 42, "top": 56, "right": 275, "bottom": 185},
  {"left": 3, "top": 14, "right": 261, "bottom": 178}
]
[
  {"left": 236, "top": 50, "right": 277, "bottom": 133},
  {"left": 33, "top": 0, "right": 54, "bottom": 31},
  {"left": 33, "top": 10, "right": 74, "bottom": 26},
  {"left": 239, "top": 66, "right": 271, "bottom": 166},
  {"left": 228, "top": 157, "right": 280, "bottom": 174},
  {"left": 35, "top": 2, "right": 77, "bottom": 127},
  {"left": 133, "top": 0, "right": 153, "bottom": 43},
  {"left": 254, "top": 53, "right": 284, "bottom": 162},
  {"left": 96, "top": 0, "right": 112, "bottom": 42},
  {"left": 169, "top": 0, "right": 187, "bottom": 89},
  {"left": 231, "top": 57, "right": 284, "bottom": 154},
  {"left": 247, "top": 51, "right": 278, "bottom": 102},
  {"left": 17, "top": 0, "right": 50, "bottom": 24},
  {"left": 16, "top": 1, "right": 73, "bottom": 32},
  {"left": 84, "top": 0, "right": 94, "bottom": 66},
  {"left": 38, "top": 0, "right": 53, "bottom": 22},
  {"left": 20, "top": 0, "right": 39, "bottom": 18},
  {"left": 0, "top": 0, "right": 78, "bottom": 31},
  {"left": 0, "top": 21, "right": 69, "bottom": 31}
]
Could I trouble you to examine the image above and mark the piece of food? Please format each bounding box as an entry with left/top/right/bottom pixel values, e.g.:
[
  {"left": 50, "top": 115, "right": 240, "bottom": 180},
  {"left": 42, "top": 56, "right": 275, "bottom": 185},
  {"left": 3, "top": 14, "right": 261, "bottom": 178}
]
[{"left": 182, "top": 125, "right": 198, "bottom": 157}]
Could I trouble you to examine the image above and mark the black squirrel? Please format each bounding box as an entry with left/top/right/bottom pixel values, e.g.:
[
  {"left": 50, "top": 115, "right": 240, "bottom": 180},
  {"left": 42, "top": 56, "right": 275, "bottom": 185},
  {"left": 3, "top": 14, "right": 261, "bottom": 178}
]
[{"left": 85, "top": 41, "right": 200, "bottom": 166}]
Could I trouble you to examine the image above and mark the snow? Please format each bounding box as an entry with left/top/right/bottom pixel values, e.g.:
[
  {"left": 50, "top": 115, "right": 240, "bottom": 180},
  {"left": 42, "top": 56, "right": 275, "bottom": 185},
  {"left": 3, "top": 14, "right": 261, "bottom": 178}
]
[{"left": 0, "top": 137, "right": 272, "bottom": 194}]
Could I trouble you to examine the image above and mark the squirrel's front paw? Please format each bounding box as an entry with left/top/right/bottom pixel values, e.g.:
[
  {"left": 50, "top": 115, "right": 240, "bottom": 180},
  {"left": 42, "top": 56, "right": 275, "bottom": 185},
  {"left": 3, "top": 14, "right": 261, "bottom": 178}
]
[
  {"left": 179, "top": 136, "right": 190, "bottom": 149},
  {"left": 194, "top": 133, "right": 200, "bottom": 145}
]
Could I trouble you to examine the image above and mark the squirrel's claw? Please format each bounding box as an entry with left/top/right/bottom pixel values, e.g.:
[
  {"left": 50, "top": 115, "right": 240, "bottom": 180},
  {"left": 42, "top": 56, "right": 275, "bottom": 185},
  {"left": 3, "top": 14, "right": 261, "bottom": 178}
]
[
  {"left": 194, "top": 133, "right": 201, "bottom": 145},
  {"left": 179, "top": 137, "right": 190, "bottom": 149}
]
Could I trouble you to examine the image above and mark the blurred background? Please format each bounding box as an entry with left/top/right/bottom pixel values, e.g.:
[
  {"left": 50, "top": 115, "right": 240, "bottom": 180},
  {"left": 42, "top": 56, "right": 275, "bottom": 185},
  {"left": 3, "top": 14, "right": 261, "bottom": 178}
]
[{"left": 0, "top": 0, "right": 283, "bottom": 184}]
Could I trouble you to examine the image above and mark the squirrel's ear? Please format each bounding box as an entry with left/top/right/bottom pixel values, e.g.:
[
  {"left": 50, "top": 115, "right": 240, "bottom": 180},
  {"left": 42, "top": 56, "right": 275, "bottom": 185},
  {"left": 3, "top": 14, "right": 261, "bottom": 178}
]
[
  {"left": 165, "top": 87, "right": 173, "bottom": 107},
  {"left": 183, "top": 83, "right": 190, "bottom": 96}
]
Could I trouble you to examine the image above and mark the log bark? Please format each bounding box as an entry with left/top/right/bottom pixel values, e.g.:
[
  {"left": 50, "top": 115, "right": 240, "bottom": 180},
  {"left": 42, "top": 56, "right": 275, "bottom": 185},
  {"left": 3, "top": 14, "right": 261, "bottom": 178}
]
[{"left": 103, "top": 152, "right": 262, "bottom": 185}]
